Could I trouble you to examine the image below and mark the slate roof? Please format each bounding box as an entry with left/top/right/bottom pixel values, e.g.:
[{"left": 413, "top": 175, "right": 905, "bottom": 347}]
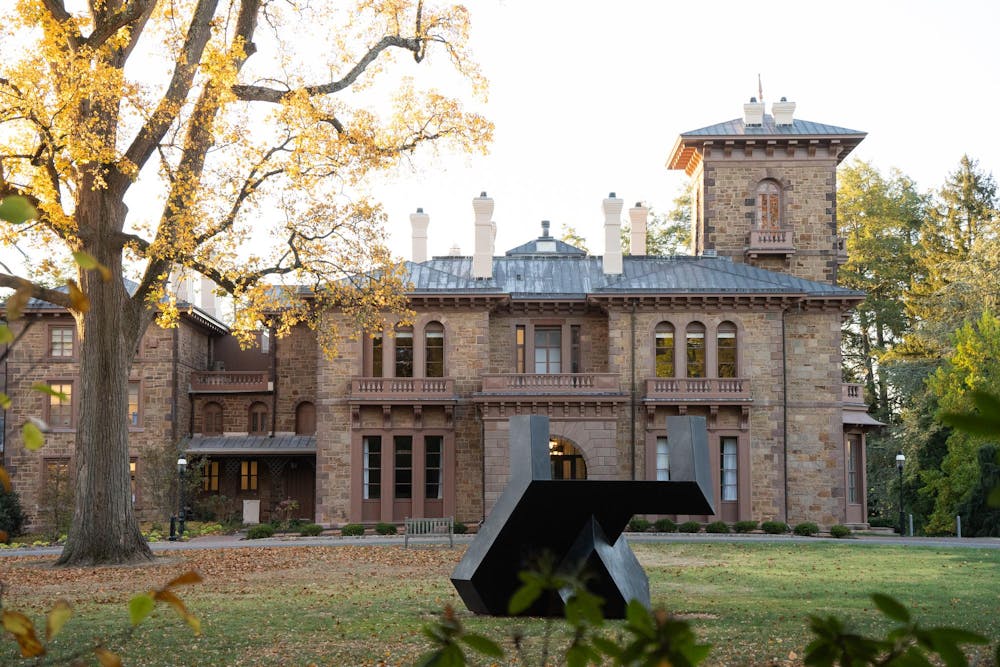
[
  {"left": 408, "top": 254, "right": 863, "bottom": 300},
  {"left": 681, "top": 115, "right": 865, "bottom": 138},
  {"left": 186, "top": 434, "right": 316, "bottom": 455}
]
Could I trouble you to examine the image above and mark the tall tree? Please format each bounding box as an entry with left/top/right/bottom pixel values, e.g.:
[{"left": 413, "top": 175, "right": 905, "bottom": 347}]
[
  {"left": 837, "top": 160, "right": 925, "bottom": 421},
  {"left": 0, "top": 0, "right": 491, "bottom": 565}
]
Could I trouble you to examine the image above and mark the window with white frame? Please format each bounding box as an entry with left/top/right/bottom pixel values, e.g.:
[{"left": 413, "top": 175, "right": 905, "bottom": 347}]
[
  {"left": 363, "top": 436, "right": 381, "bottom": 500},
  {"left": 655, "top": 437, "right": 670, "bottom": 481},
  {"left": 721, "top": 437, "right": 738, "bottom": 502}
]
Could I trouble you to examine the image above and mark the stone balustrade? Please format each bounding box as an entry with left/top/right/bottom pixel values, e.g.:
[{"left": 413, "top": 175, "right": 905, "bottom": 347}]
[
  {"left": 190, "top": 371, "right": 270, "bottom": 392},
  {"left": 479, "top": 373, "right": 621, "bottom": 394},
  {"left": 350, "top": 377, "right": 455, "bottom": 398},
  {"left": 645, "top": 377, "right": 751, "bottom": 402}
]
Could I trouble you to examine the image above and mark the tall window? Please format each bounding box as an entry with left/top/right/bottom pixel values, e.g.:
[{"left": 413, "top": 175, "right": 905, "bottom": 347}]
[
  {"left": 394, "top": 436, "right": 413, "bottom": 499},
  {"left": 248, "top": 402, "right": 268, "bottom": 435},
  {"left": 425, "top": 436, "right": 443, "bottom": 500},
  {"left": 847, "top": 435, "right": 862, "bottom": 504},
  {"left": 721, "top": 437, "right": 738, "bottom": 501},
  {"left": 371, "top": 333, "right": 384, "bottom": 377},
  {"left": 128, "top": 381, "right": 140, "bottom": 427},
  {"left": 130, "top": 459, "right": 138, "bottom": 504},
  {"left": 717, "top": 322, "right": 737, "bottom": 378},
  {"left": 534, "top": 327, "right": 561, "bottom": 374},
  {"left": 395, "top": 327, "right": 414, "bottom": 377},
  {"left": 363, "top": 436, "right": 381, "bottom": 500},
  {"left": 240, "top": 460, "right": 258, "bottom": 491},
  {"left": 570, "top": 325, "right": 581, "bottom": 373},
  {"left": 202, "top": 460, "right": 220, "bottom": 491},
  {"left": 49, "top": 326, "right": 74, "bottom": 358},
  {"left": 515, "top": 325, "right": 526, "bottom": 373},
  {"left": 425, "top": 322, "right": 444, "bottom": 378},
  {"left": 655, "top": 437, "right": 670, "bottom": 481},
  {"left": 757, "top": 180, "right": 781, "bottom": 229},
  {"left": 686, "top": 323, "right": 706, "bottom": 378},
  {"left": 203, "top": 402, "right": 223, "bottom": 436},
  {"left": 48, "top": 382, "right": 73, "bottom": 428},
  {"left": 295, "top": 401, "right": 316, "bottom": 435},
  {"left": 655, "top": 323, "right": 675, "bottom": 378}
]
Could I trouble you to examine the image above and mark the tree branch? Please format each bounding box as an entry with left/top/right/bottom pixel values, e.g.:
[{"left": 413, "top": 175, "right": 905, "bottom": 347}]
[
  {"left": 0, "top": 274, "right": 72, "bottom": 309},
  {"left": 82, "top": 0, "right": 157, "bottom": 52},
  {"left": 39, "top": 0, "right": 83, "bottom": 49}
]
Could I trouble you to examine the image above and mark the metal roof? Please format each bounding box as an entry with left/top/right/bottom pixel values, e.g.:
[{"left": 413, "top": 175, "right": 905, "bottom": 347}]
[
  {"left": 406, "top": 255, "right": 863, "bottom": 299},
  {"left": 185, "top": 434, "right": 316, "bottom": 455},
  {"left": 681, "top": 115, "right": 865, "bottom": 138}
]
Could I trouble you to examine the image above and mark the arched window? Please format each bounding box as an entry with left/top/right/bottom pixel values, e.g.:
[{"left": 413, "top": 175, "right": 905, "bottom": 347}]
[
  {"left": 203, "top": 402, "right": 223, "bottom": 436},
  {"left": 248, "top": 401, "right": 269, "bottom": 435},
  {"left": 756, "top": 180, "right": 781, "bottom": 229},
  {"left": 549, "top": 437, "right": 587, "bottom": 480},
  {"left": 425, "top": 322, "right": 444, "bottom": 378},
  {"left": 654, "top": 322, "right": 675, "bottom": 378},
  {"left": 686, "top": 322, "right": 706, "bottom": 378},
  {"left": 717, "top": 322, "right": 738, "bottom": 378},
  {"left": 295, "top": 401, "right": 316, "bottom": 435},
  {"left": 395, "top": 325, "right": 414, "bottom": 377}
]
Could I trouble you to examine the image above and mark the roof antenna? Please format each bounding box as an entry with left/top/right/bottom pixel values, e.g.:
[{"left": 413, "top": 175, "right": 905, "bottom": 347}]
[{"left": 757, "top": 73, "right": 764, "bottom": 106}]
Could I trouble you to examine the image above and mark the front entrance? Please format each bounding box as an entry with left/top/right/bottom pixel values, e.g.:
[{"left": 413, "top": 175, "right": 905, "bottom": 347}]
[{"left": 549, "top": 437, "right": 587, "bottom": 480}]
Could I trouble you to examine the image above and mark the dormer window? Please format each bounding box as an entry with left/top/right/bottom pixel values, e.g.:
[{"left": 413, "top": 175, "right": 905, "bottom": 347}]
[{"left": 756, "top": 180, "right": 781, "bottom": 229}]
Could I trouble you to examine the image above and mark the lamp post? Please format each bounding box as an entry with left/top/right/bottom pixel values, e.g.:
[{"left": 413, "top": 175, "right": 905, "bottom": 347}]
[
  {"left": 895, "top": 450, "right": 905, "bottom": 536},
  {"left": 176, "top": 456, "right": 187, "bottom": 540}
]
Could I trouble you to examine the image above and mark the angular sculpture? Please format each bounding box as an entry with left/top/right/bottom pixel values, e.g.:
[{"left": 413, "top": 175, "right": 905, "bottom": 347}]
[{"left": 451, "top": 415, "right": 714, "bottom": 618}]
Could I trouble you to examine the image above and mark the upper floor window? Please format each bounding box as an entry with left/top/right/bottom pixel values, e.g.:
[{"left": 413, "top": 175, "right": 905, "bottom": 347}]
[
  {"left": 686, "top": 323, "right": 706, "bottom": 378},
  {"left": 756, "top": 180, "right": 781, "bottom": 229},
  {"left": 49, "top": 326, "right": 74, "bottom": 358},
  {"left": 717, "top": 322, "right": 738, "bottom": 378},
  {"left": 203, "top": 401, "right": 223, "bottom": 436},
  {"left": 425, "top": 322, "right": 444, "bottom": 378},
  {"left": 655, "top": 322, "right": 675, "bottom": 378},
  {"left": 534, "top": 326, "right": 561, "bottom": 374},
  {"left": 371, "top": 332, "right": 384, "bottom": 377},
  {"left": 248, "top": 402, "right": 268, "bottom": 435},
  {"left": 295, "top": 401, "right": 316, "bottom": 435},
  {"left": 570, "top": 325, "right": 581, "bottom": 373},
  {"left": 47, "top": 382, "right": 73, "bottom": 428},
  {"left": 515, "top": 325, "right": 526, "bottom": 373},
  {"left": 128, "top": 381, "right": 140, "bottom": 427},
  {"left": 395, "top": 327, "right": 413, "bottom": 378}
]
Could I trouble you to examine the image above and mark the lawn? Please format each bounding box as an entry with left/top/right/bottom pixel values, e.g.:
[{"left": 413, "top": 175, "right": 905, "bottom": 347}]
[{"left": 0, "top": 541, "right": 996, "bottom": 665}]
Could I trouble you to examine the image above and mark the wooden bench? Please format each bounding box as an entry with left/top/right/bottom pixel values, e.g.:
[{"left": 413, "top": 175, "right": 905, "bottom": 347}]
[{"left": 404, "top": 517, "right": 454, "bottom": 548}]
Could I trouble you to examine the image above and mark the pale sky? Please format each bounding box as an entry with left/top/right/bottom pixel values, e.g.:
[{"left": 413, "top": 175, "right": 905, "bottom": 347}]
[{"left": 370, "top": 0, "right": 1000, "bottom": 261}]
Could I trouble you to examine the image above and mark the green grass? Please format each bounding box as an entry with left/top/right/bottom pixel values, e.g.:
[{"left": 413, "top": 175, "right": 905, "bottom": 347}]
[{"left": 0, "top": 542, "right": 996, "bottom": 665}]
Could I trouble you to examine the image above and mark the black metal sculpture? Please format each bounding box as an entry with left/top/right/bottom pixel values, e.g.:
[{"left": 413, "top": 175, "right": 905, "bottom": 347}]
[{"left": 452, "top": 415, "right": 715, "bottom": 618}]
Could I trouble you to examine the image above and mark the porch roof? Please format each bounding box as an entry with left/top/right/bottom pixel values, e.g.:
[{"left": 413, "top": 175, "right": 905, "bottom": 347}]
[
  {"left": 185, "top": 434, "right": 316, "bottom": 455},
  {"left": 842, "top": 412, "right": 885, "bottom": 427}
]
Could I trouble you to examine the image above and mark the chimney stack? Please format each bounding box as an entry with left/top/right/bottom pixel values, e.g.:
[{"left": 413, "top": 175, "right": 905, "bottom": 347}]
[
  {"left": 603, "top": 192, "right": 624, "bottom": 275},
  {"left": 743, "top": 97, "right": 764, "bottom": 127},
  {"left": 629, "top": 202, "right": 648, "bottom": 256},
  {"left": 772, "top": 96, "right": 796, "bottom": 126},
  {"left": 200, "top": 275, "right": 217, "bottom": 318},
  {"left": 410, "top": 207, "right": 429, "bottom": 263},
  {"left": 472, "top": 191, "right": 494, "bottom": 279},
  {"left": 172, "top": 265, "right": 192, "bottom": 304}
]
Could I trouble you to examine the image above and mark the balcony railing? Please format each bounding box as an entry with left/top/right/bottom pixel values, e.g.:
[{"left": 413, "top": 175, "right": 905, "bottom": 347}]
[
  {"left": 350, "top": 377, "right": 455, "bottom": 399},
  {"left": 748, "top": 228, "right": 794, "bottom": 255},
  {"left": 480, "top": 373, "right": 621, "bottom": 394},
  {"left": 645, "top": 377, "right": 751, "bottom": 402},
  {"left": 842, "top": 383, "right": 865, "bottom": 406},
  {"left": 190, "top": 371, "right": 270, "bottom": 392}
]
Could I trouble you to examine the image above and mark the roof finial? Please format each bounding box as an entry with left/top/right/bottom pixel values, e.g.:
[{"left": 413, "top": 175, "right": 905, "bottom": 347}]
[{"left": 758, "top": 73, "right": 764, "bottom": 107}]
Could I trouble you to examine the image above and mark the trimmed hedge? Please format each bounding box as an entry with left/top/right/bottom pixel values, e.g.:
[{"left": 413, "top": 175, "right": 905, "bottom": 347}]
[
  {"left": 705, "top": 521, "right": 730, "bottom": 534},
  {"left": 340, "top": 523, "right": 365, "bottom": 537},
  {"left": 793, "top": 521, "right": 820, "bottom": 537},
  {"left": 299, "top": 523, "right": 323, "bottom": 537},
  {"left": 454, "top": 522, "right": 468, "bottom": 535},
  {"left": 678, "top": 521, "right": 701, "bottom": 533},
  {"left": 246, "top": 523, "right": 275, "bottom": 540},
  {"left": 761, "top": 520, "right": 789, "bottom": 534},
  {"left": 375, "top": 522, "right": 397, "bottom": 535},
  {"left": 733, "top": 520, "right": 758, "bottom": 533},
  {"left": 829, "top": 524, "right": 852, "bottom": 538},
  {"left": 654, "top": 518, "right": 677, "bottom": 533},
  {"left": 628, "top": 517, "right": 652, "bottom": 533}
]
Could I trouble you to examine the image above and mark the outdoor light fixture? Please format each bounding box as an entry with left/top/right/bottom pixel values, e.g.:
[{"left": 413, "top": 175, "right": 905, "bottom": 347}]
[
  {"left": 171, "top": 456, "right": 188, "bottom": 541},
  {"left": 895, "top": 451, "right": 906, "bottom": 536}
]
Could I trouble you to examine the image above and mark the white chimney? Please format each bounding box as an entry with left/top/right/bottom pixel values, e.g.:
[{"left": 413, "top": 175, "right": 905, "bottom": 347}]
[
  {"left": 629, "top": 202, "right": 648, "bottom": 256},
  {"left": 449, "top": 243, "right": 462, "bottom": 256},
  {"left": 602, "top": 192, "right": 623, "bottom": 275},
  {"left": 772, "top": 97, "right": 796, "bottom": 126},
  {"left": 410, "top": 207, "right": 429, "bottom": 263},
  {"left": 743, "top": 97, "right": 764, "bottom": 127},
  {"left": 472, "top": 191, "right": 494, "bottom": 279},
  {"left": 199, "top": 275, "right": 217, "bottom": 318},
  {"left": 172, "top": 265, "right": 192, "bottom": 304}
]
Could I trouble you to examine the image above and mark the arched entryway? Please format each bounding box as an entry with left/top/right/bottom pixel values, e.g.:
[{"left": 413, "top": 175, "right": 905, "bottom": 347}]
[{"left": 549, "top": 436, "right": 587, "bottom": 480}]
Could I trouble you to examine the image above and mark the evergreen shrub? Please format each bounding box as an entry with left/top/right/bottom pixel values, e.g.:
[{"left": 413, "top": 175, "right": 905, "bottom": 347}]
[
  {"left": 628, "top": 517, "right": 652, "bottom": 532},
  {"left": 375, "top": 522, "right": 397, "bottom": 535},
  {"left": 761, "top": 520, "right": 789, "bottom": 534},
  {"left": 453, "top": 522, "right": 468, "bottom": 534},
  {"left": 246, "top": 524, "right": 275, "bottom": 540},
  {"left": 340, "top": 523, "right": 365, "bottom": 537},
  {"left": 829, "top": 524, "right": 852, "bottom": 538},
  {"left": 654, "top": 518, "right": 677, "bottom": 533},
  {"left": 0, "top": 490, "right": 27, "bottom": 540},
  {"left": 733, "top": 520, "right": 758, "bottom": 533},
  {"left": 299, "top": 523, "right": 324, "bottom": 536},
  {"left": 705, "top": 521, "right": 730, "bottom": 534},
  {"left": 678, "top": 521, "right": 701, "bottom": 533},
  {"left": 793, "top": 521, "right": 820, "bottom": 536}
]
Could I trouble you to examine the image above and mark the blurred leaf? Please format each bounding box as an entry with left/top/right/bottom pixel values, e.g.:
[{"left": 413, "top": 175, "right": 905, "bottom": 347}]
[
  {"left": 0, "top": 195, "right": 37, "bottom": 225},
  {"left": 72, "top": 251, "right": 112, "bottom": 282},
  {"left": 0, "top": 392, "right": 11, "bottom": 410},
  {"left": 165, "top": 570, "right": 203, "bottom": 589},
  {"left": 128, "top": 594, "right": 155, "bottom": 626},
  {"left": 1, "top": 609, "right": 45, "bottom": 657},
  {"left": 0, "top": 466, "right": 10, "bottom": 493},
  {"left": 94, "top": 646, "right": 123, "bottom": 667},
  {"left": 6, "top": 287, "right": 30, "bottom": 320},
  {"left": 459, "top": 633, "right": 503, "bottom": 658},
  {"left": 22, "top": 421, "right": 44, "bottom": 451},
  {"left": 872, "top": 593, "right": 911, "bottom": 623},
  {"left": 624, "top": 599, "right": 655, "bottom": 638},
  {"left": 0, "top": 325, "right": 13, "bottom": 344},
  {"left": 31, "top": 383, "right": 68, "bottom": 401},
  {"left": 989, "top": 486, "right": 1000, "bottom": 507},
  {"left": 45, "top": 599, "right": 72, "bottom": 641},
  {"left": 66, "top": 280, "right": 90, "bottom": 313},
  {"left": 154, "top": 589, "right": 201, "bottom": 635},
  {"left": 507, "top": 581, "right": 540, "bottom": 615}
]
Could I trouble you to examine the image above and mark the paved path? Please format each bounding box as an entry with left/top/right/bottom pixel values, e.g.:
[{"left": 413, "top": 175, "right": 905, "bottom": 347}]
[{"left": 2, "top": 532, "right": 998, "bottom": 559}]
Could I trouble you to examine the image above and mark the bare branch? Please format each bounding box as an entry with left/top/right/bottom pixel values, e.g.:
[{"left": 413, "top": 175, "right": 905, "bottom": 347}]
[{"left": 0, "top": 274, "right": 72, "bottom": 309}]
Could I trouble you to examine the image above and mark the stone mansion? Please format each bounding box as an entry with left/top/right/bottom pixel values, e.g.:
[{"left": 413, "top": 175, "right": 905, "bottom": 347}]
[{"left": 2, "top": 98, "right": 881, "bottom": 530}]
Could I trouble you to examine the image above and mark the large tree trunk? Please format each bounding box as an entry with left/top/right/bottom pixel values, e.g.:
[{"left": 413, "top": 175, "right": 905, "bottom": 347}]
[{"left": 56, "top": 189, "right": 153, "bottom": 566}]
